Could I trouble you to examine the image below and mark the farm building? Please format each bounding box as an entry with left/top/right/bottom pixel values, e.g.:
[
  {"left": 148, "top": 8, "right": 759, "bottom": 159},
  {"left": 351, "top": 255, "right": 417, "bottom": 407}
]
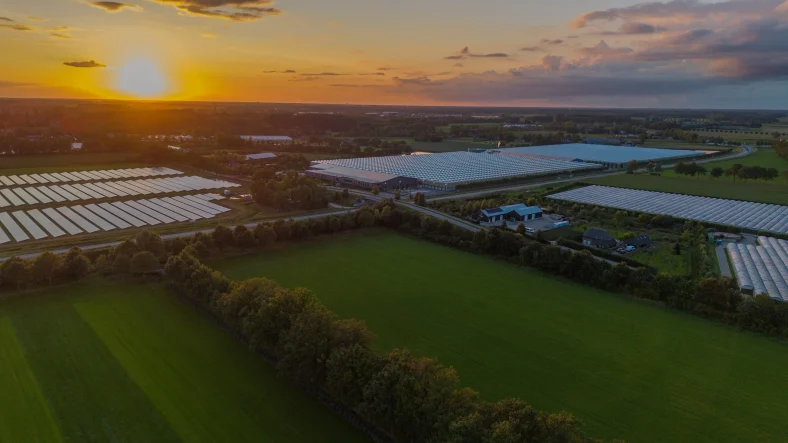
[
  {"left": 312, "top": 151, "right": 601, "bottom": 190},
  {"left": 478, "top": 204, "right": 543, "bottom": 225},
  {"left": 727, "top": 237, "right": 788, "bottom": 301},
  {"left": 500, "top": 143, "right": 707, "bottom": 169},
  {"left": 240, "top": 136, "right": 293, "bottom": 144},
  {"left": 305, "top": 164, "right": 417, "bottom": 190},
  {"left": 582, "top": 228, "right": 617, "bottom": 248},
  {"left": 245, "top": 152, "right": 278, "bottom": 161}
]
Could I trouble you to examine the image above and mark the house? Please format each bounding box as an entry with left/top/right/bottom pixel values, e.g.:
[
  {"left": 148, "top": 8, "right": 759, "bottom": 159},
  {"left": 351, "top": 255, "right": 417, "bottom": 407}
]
[
  {"left": 71, "top": 142, "right": 83, "bottom": 151},
  {"left": 167, "top": 145, "right": 191, "bottom": 153},
  {"left": 478, "top": 204, "right": 543, "bottom": 226},
  {"left": 582, "top": 228, "right": 617, "bottom": 248},
  {"left": 626, "top": 235, "right": 653, "bottom": 249}
]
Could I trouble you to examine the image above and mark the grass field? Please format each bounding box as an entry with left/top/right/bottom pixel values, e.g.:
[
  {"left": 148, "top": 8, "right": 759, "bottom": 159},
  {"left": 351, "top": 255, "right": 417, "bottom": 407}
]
[
  {"left": 586, "top": 173, "right": 788, "bottom": 205},
  {"left": 0, "top": 280, "right": 368, "bottom": 443},
  {"left": 0, "top": 153, "right": 144, "bottom": 174},
  {"left": 216, "top": 230, "right": 788, "bottom": 443},
  {"left": 383, "top": 137, "right": 496, "bottom": 152}
]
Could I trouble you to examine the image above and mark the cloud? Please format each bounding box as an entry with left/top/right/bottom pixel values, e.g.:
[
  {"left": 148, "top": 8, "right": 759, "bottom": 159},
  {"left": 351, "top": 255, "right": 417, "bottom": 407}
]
[
  {"left": 578, "top": 40, "right": 634, "bottom": 57},
  {"left": 571, "top": 0, "right": 783, "bottom": 28},
  {"left": 63, "top": 60, "right": 106, "bottom": 68},
  {"left": 202, "top": 32, "right": 216, "bottom": 38},
  {"left": 300, "top": 72, "right": 345, "bottom": 76},
  {"left": 541, "top": 39, "right": 564, "bottom": 45},
  {"left": 263, "top": 69, "right": 296, "bottom": 73},
  {"left": 359, "top": 72, "right": 386, "bottom": 76},
  {"left": 89, "top": 1, "right": 141, "bottom": 12},
  {"left": 51, "top": 33, "right": 71, "bottom": 39},
  {"left": 444, "top": 46, "right": 510, "bottom": 60},
  {"left": 0, "top": 17, "right": 13, "bottom": 22},
  {"left": 520, "top": 46, "right": 542, "bottom": 52},
  {"left": 540, "top": 55, "right": 563, "bottom": 71},
  {"left": 393, "top": 76, "right": 434, "bottom": 86},
  {"left": 601, "top": 22, "right": 663, "bottom": 35},
  {"left": 377, "top": 67, "right": 393, "bottom": 71},
  {"left": 328, "top": 84, "right": 382, "bottom": 88},
  {"left": 0, "top": 24, "right": 34, "bottom": 31},
  {"left": 28, "top": 16, "right": 46, "bottom": 21},
  {"left": 51, "top": 26, "right": 70, "bottom": 31},
  {"left": 152, "top": 0, "right": 281, "bottom": 21},
  {"left": 454, "top": 63, "right": 464, "bottom": 67},
  {"left": 289, "top": 76, "right": 320, "bottom": 82}
]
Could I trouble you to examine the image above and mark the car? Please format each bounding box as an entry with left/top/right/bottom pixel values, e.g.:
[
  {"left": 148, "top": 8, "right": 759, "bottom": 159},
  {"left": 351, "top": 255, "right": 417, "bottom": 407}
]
[{"left": 525, "top": 227, "right": 535, "bottom": 233}]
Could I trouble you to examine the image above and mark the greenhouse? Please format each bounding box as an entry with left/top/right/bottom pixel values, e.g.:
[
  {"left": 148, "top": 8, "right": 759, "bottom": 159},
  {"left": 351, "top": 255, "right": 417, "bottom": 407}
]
[
  {"left": 500, "top": 144, "right": 707, "bottom": 168},
  {"left": 313, "top": 152, "right": 600, "bottom": 189},
  {"left": 549, "top": 185, "right": 788, "bottom": 234},
  {"left": 726, "top": 238, "right": 788, "bottom": 301}
]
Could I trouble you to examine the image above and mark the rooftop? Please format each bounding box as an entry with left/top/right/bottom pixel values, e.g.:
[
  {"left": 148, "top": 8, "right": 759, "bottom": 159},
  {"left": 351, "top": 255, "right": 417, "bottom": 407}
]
[
  {"left": 307, "top": 164, "right": 401, "bottom": 184},
  {"left": 500, "top": 143, "right": 706, "bottom": 164},
  {"left": 314, "top": 151, "right": 599, "bottom": 186},
  {"left": 482, "top": 204, "right": 542, "bottom": 217},
  {"left": 245, "top": 152, "right": 278, "bottom": 160}
]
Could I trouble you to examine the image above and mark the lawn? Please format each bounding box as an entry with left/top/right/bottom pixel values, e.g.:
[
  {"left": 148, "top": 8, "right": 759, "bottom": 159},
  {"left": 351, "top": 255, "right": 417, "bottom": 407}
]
[
  {"left": 216, "top": 230, "right": 788, "bottom": 443},
  {"left": 0, "top": 152, "right": 144, "bottom": 174},
  {"left": 586, "top": 173, "right": 788, "bottom": 205},
  {"left": 0, "top": 280, "right": 368, "bottom": 443},
  {"left": 663, "top": 148, "right": 787, "bottom": 179}
]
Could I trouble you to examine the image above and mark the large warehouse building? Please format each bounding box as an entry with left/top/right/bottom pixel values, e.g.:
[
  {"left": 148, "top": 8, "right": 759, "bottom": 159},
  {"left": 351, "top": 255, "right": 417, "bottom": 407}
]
[
  {"left": 499, "top": 144, "right": 708, "bottom": 169},
  {"left": 309, "top": 151, "right": 601, "bottom": 190}
]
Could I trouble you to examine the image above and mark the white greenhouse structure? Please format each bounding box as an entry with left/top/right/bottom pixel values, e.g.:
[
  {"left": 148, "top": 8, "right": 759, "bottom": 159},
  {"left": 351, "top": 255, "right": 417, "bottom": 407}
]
[
  {"left": 726, "top": 237, "right": 788, "bottom": 301},
  {"left": 549, "top": 185, "right": 788, "bottom": 235}
]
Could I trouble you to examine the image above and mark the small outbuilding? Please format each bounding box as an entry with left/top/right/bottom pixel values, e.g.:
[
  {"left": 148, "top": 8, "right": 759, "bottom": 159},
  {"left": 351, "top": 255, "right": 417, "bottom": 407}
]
[
  {"left": 626, "top": 235, "right": 653, "bottom": 249},
  {"left": 479, "top": 204, "right": 543, "bottom": 225},
  {"left": 245, "top": 152, "right": 278, "bottom": 161},
  {"left": 582, "top": 227, "right": 617, "bottom": 248}
]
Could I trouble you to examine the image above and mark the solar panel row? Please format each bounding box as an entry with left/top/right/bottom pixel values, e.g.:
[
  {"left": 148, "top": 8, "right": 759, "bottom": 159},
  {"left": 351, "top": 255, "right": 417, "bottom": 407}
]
[
  {"left": 0, "top": 177, "right": 239, "bottom": 207},
  {"left": 0, "top": 196, "right": 230, "bottom": 244},
  {"left": 0, "top": 167, "right": 182, "bottom": 188}
]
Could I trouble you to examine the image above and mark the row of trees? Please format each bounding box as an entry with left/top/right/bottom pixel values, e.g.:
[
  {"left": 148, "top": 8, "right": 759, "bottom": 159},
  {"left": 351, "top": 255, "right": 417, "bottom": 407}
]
[
  {"left": 250, "top": 172, "right": 330, "bottom": 211},
  {"left": 165, "top": 246, "right": 594, "bottom": 443}
]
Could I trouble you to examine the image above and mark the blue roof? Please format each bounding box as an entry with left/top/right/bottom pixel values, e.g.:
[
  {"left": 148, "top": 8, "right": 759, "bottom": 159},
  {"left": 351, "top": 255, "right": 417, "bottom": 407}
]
[
  {"left": 481, "top": 204, "right": 542, "bottom": 217},
  {"left": 499, "top": 143, "right": 706, "bottom": 164}
]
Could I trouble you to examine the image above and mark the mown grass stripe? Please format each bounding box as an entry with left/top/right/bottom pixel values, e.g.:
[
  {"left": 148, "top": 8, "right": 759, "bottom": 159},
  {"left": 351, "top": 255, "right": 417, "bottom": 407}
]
[
  {"left": 9, "top": 301, "right": 181, "bottom": 443},
  {"left": 0, "top": 317, "right": 63, "bottom": 443}
]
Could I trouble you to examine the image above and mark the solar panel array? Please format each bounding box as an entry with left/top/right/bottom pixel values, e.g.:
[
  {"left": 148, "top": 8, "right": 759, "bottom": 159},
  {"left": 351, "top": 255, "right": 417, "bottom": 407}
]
[
  {"left": 0, "top": 167, "right": 182, "bottom": 187},
  {"left": 549, "top": 185, "right": 788, "bottom": 235},
  {"left": 727, "top": 238, "right": 788, "bottom": 301},
  {"left": 0, "top": 176, "right": 238, "bottom": 208},
  {"left": 315, "top": 152, "right": 600, "bottom": 186},
  {"left": 0, "top": 194, "right": 231, "bottom": 245}
]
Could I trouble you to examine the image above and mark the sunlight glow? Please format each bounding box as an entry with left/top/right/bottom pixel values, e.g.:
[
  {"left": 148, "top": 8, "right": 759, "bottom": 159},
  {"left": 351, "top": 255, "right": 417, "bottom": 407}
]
[{"left": 114, "top": 58, "right": 168, "bottom": 98}]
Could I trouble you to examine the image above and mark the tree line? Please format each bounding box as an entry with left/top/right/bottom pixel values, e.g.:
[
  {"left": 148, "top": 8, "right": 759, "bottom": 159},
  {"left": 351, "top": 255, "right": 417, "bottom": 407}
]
[{"left": 250, "top": 172, "right": 330, "bottom": 211}]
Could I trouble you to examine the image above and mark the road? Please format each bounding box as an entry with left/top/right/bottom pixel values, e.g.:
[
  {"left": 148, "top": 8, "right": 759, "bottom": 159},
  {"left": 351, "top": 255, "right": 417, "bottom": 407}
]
[
  {"left": 429, "top": 145, "right": 753, "bottom": 202},
  {"left": 0, "top": 209, "right": 354, "bottom": 262},
  {"left": 716, "top": 245, "right": 732, "bottom": 277}
]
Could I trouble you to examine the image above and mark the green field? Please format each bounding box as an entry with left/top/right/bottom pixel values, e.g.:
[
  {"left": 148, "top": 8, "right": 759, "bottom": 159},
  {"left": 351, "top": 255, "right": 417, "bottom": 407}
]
[
  {"left": 587, "top": 173, "right": 788, "bottom": 205},
  {"left": 383, "top": 137, "right": 496, "bottom": 152},
  {"left": 0, "top": 280, "right": 367, "bottom": 443},
  {"left": 0, "top": 152, "right": 144, "bottom": 174},
  {"left": 663, "top": 148, "right": 786, "bottom": 179},
  {"left": 216, "top": 230, "right": 788, "bottom": 443}
]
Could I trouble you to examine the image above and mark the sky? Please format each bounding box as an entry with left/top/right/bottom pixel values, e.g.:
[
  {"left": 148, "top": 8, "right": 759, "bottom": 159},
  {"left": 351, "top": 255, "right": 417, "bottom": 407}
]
[{"left": 1, "top": 0, "right": 788, "bottom": 108}]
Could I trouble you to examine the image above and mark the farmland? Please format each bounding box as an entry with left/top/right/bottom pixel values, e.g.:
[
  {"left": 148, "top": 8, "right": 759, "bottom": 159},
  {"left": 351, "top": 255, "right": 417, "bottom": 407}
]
[
  {"left": 383, "top": 137, "right": 496, "bottom": 152},
  {"left": 216, "top": 229, "right": 788, "bottom": 443},
  {"left": 0, "top": 280, "right": 368, "bottom": 443},
  {"left": 0, "top": 152, "right": 144, "bottom": 175}
]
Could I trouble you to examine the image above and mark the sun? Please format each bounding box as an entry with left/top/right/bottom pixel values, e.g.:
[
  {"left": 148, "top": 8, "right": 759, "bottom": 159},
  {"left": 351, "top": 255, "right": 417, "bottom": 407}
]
[{"left": 114, "top": 58, "right": 168, "bottom": 98}]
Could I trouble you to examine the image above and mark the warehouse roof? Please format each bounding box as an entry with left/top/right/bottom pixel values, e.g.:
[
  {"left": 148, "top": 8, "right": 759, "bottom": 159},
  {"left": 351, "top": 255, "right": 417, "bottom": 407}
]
[
  {"left": 307, "top": 164, "right": 401, "bottom": 184},
  {"left": 314, "top": 152, "right": 599, "bottom": 186},
  {"left": 240, "top": 135, "right": 293, "bottom": 142},
  {"left": 482, "top": 204, "right": 542, "bottom": 218},
  {"left": 500, "top": 143, "right": 706, "bottom": 164}
]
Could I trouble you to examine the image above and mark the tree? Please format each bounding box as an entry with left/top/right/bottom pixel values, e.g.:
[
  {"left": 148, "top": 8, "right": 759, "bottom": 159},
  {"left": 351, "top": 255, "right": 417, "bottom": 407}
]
[
  {"left": 711, "top": 167, "right": 724, "bottom": 179},
  {"left": 113, "top": 254, "right": 132, "bottom": 275},
  {"left": 357, "top": 210, "right": 376, "bottom": 228},
  {"left": 342, "top": 188, "right": 349, "bottom": 199},
  {"left": 414, "top": 192, "right": 426, "bottom": 206},
  {"left": 626, "top": 160, "right": 637, "bottom": 174},
  {"left": 516, "top": 223, "right": 526, "bottom": 235},
  {"left": 233, "top": 225, "right": 256, "bottom": 248},
  {"left": 0, "top": 257, "right": 29, "bottom": 290},
  {"left": 673, "top": 241, "right": 682, "bottom": 256},
  {"left": 654, "top": 163, "right": 663, "bottom": 172},
  {"left": 212, "top": 225, "right": 235, "bottom": 250},
  {"left": 169, "top": 237, "right": 188, "bottom": 256},
  {"left": 62, "top": 247, "right": 90, "bottom": 280},
  {"left": 254, "top": 223, "right": 277, "bottom": 246},
  {"left": 135, "top": 230, "right": 165, "bottom": 256},
  {"left": 31, "top": 251, "right": 62, "bottom": 286},
  {"left": 781, "top": 170, "right": 788, "bottom": 184},
  {"left": 394, "top": 190, "right": 401, "bottom": 200},
  {"left": 131, "top": 251, "right": 160, "bottom": 275},
  {"left": 371, "top": 185, "right": 380, "bottom": 195},
  {"left": 328, "top": 216, "right": 341, "bottom": 234}
]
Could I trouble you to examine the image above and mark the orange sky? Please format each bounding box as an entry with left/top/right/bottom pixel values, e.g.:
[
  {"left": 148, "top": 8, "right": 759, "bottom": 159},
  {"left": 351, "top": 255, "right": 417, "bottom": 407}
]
[{"left": 2, "top": 0, "right": 788, "bottom": 108}]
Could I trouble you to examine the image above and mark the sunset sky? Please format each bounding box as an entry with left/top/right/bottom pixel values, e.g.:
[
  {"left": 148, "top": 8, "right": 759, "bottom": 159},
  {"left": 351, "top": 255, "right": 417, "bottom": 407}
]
[{"left": 1, "top": 0, "right": 788, "bottom": 107}]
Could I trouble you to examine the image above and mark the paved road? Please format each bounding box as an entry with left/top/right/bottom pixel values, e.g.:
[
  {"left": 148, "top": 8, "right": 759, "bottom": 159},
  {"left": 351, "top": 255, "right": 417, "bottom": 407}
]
[
  {"left": 0, "top": 209, "right": 354, "bottom": 262},
  {"left": 429, "top": 146, "right": 753, "bottom": 202}
]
